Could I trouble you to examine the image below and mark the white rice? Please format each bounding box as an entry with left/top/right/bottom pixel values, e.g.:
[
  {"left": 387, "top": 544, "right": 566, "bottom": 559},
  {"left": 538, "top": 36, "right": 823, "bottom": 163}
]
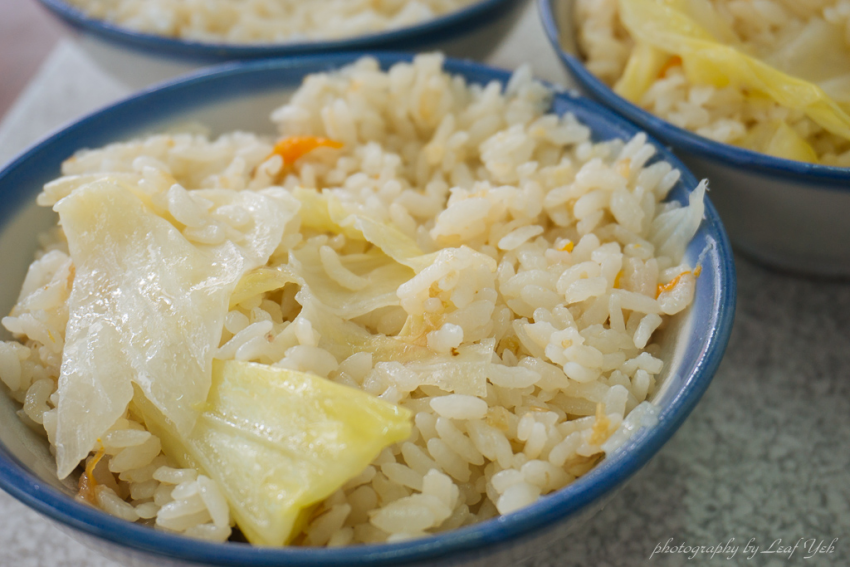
[
  {"left": 65, "top": 0, "right": 476, "bottom": 43},
  {"left": 575, "top": 0, "right": 850, "bottom": 165},
  {"left": 0, "top": 54, "right": 705, "bottom": 546}
]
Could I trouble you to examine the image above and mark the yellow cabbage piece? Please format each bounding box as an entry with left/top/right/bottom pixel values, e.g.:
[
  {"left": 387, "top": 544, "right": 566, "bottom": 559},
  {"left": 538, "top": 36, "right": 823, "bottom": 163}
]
[
  {"left": 229, "top": 268, "right": 296, "bottom": 309},
  {"left": 53, "top": 180, "right": 294, "bottom": 479},
  {"left": 137, "top": 360, "right": 412, "bottom": 546},
  {"left": 616, "top": 0, "right": 850, "bottom": 161},
  {"left": 739, "top": 120, "right": 819, "bottom": 163},
  {"left": 229, "top": 246, "right": 415, "bottom": 320},
  {"left": 615, "top": 42, "right": 671, "bottom": 103}
]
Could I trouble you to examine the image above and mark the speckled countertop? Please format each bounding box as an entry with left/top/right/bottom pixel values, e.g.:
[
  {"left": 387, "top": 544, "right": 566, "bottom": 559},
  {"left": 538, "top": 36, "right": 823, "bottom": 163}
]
[{"left": 0, "top": 3, "right": 848, "bottom": 565}]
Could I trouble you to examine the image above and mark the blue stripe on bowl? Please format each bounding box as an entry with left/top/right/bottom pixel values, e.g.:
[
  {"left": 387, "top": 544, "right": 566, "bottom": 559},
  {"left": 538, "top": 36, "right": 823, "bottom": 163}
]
[{"left": 0, "top": 52, "right": 736, "bottom": 566}]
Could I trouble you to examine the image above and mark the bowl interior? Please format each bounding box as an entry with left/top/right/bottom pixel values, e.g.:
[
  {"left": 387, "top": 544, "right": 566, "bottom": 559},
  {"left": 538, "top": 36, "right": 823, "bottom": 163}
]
[{"left": 0, "top": 53, "right": 735, "bottom": 566}]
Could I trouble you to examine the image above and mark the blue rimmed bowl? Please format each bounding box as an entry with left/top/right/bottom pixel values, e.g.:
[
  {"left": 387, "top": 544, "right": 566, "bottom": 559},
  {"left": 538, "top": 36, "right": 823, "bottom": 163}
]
[
  {"left": 540, "top": 0, "right": 850, "bottom": 278},
  {"left": 36, "top": 0, "right": 525, "bottom": 88},
  {"left": 0, "top": 53, "right": 735, "bottom": 567}
]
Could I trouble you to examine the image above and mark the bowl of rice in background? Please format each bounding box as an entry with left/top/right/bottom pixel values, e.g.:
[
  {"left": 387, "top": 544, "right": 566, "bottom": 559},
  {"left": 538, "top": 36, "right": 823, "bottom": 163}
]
[
  {"left": 0, "top": 53, "right": 735, "bottom": 566},
  {"left": 37, "top": 0, "right": 525, "bottom": 88},
  {"left": 540, "top": 0, "right": 850, "bottom": 278}
]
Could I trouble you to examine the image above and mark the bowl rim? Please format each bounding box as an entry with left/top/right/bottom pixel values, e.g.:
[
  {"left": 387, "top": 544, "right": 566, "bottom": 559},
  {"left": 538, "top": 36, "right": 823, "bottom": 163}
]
[
  {"left": 0, "top": 52, "right": 736, "bottom": 566},
  {"left": 537, "top": 0, "right": 850, "bottom": 188},
  {"left": 37, "top": 0, "right": 519, "bottom": 61}
]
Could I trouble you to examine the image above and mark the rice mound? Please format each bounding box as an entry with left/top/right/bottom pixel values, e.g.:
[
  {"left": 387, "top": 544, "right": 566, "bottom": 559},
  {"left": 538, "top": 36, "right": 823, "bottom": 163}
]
[
  {"left": 65, "top": 0, "right": 476, "bottom": 43},
  {"left": 0, "top": 54, "right": 705, "bottom": 545},
  {"left": 575, "top": 0, "right": 850, "bottom": 166}
]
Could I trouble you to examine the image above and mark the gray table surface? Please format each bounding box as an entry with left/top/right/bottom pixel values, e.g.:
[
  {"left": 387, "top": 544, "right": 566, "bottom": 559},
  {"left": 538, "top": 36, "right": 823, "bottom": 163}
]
[{"left": 0, "top": 3, "right": 848, "bottom": 565}]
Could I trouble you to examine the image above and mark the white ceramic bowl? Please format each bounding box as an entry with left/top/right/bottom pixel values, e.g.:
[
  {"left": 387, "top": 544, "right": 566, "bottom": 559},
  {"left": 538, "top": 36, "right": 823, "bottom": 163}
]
[
  {"left": 540, "top": 0, "right": 850, "bottom": 278},
  {"left": 38, "top": 0, "right": 526, "bottom": 88},
  {"left": 0, "top": 54, "right": 735, "bottom": 566}
]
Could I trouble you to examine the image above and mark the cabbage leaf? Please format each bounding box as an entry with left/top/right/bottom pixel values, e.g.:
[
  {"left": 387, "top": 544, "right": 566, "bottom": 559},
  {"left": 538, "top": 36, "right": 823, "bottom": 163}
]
[
  {"left": 136, "top": 360, "right": 412, "bottom": 546},
  {"left": 53, "top": 179, "right": 294, "bottom": 478},
  {"left": 288, "top": 244, "right": 413, "bottom": 319}
]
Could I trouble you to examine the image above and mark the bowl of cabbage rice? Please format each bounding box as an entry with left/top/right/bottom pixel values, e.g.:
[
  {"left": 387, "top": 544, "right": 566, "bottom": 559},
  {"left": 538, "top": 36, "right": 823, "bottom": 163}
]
[
  {"left": 0, "top": 53, "right": 735, "bottom": 566},
  {"left": 37, "top": 0, "right": 524, "bottom": 88},
  {"left": 540, "top": 0, "right": 850, "bottom": 277}
]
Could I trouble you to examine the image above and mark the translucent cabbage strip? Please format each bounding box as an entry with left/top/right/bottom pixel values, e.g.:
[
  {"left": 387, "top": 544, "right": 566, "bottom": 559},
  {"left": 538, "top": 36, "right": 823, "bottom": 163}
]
[
  {"left": 295, "top": 290, "right": 492, "bottom": 396},
  {"left": 344, "top": 215, "right": 438, "bottom": 273},
  {"left": 617, "top": 0, "right": 850, "bottom": 143},
  {"left": 649, "top": 179, "right": 706, "bottom": 263},
  {"left": 762, "top": 18, "right": 850, "bottom": 102},
  {"left": 295, "top": 289, "right": 430, "bottom": 363},
  {"left": 294, "top": 188, "right": 436, "bottom": 273},
  {"left": 38, "top": 172, "right": 143, "bottom": 207},
  {"left": 288, "top": 244, "right": 414, "bottom": 319},
  {"left": 191, "top": 187, "right": 300, "bottom": 267},
  {"left": 402, "top": 339, "right": 494, "bottom": 397},
  {"left": 292, "top": 188, "right": 361, "bottom": 239},
  {"left": 136, "top": 360, "right": 412, "bottom": 546},
  {"left": 53, "top": 180, "right": 293, "bottom": 478},
  {"left": 229, "top": 268, "right": 297, "bottom": 310}
]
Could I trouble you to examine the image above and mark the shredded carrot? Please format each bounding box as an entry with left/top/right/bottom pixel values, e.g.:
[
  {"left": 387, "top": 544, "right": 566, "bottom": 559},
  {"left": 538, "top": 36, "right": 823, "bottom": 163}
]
[
  {"left": 656, "top": 271, "right": 689, "bottom": 298},
  {"left": 656, "top": 266, "right": 703, "bottom": 297},
  {"left": 657, "top": 55, "right": 683, "bottom": 78},
  {"left": 77, "top": 441, "right": 105, "bottom": 505},
  {"left": 613, "top": 270, "right": 624, "bottom": 289},
  {"left": 558, "top": 240, "right": 575, "bottom": 253},
  {"left": 269, "top": 136, "right": 343, "bottom": 165},
  {"left": 656, "top": 267, "right": 703, "bottom": 298}
]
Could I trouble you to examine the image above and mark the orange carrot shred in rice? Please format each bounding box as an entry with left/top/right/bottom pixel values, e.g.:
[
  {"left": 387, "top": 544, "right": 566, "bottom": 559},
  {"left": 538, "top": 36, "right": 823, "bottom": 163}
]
[
  {"left": 77, "top": 441, "right": 105, "bottom": 505},
  {"left": 656, "top": 267, "right": 702, "bottom": 298},
  {"left": 657, "top": 55, "right": 683, "bottom": 78},
  {"left": 558, "top": 240, "right": 575, "bottom": 252},
  {"left": 269, "top": 136, "right": 343, "bottom": 165}
]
